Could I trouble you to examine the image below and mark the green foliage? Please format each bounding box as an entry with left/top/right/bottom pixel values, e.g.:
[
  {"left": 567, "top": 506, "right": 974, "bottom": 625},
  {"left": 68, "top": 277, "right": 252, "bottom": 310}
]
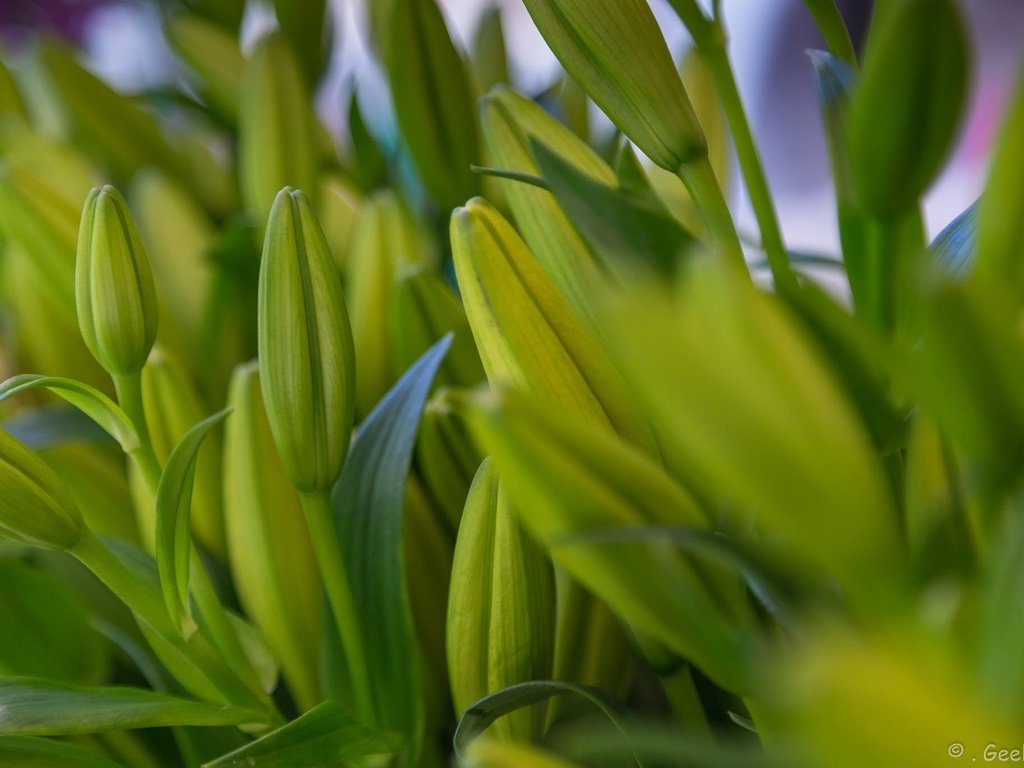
[{"left": 0, "top": 1, "right": 1020, "bottom": 766}]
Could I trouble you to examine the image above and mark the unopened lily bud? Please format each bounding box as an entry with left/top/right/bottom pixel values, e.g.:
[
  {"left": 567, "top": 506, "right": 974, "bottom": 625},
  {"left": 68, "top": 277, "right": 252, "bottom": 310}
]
[
  {"left": 75, "top": 185, "right": 158, "bottom": 377},
  {"left": 257, "top": 187, "right": 356, "bottom": 493},
  {"left": 139, "top": 346, "right": 226, "bottom": 558},
  {"left": 521, "top": 0, "right": 706, "bottom": 172},
  {"left": 0, "top": 427, "right": 83, "bottom": 550},
  {"left": 447, "top": 459, "right": 555, "bottom": 741},
  {"left": 239, "top": 32, "right": 318, "bottom": 226},
  {"left": 224, "top": 360, "right": 322, "bottom": 710}
]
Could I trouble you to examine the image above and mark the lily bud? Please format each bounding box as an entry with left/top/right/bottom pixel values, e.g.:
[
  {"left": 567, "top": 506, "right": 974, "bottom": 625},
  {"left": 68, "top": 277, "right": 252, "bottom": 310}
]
[
  {"left": 75, "top": 185, "right": 159, "bottom": 377},
  {"left": 0, "top": 427, "right": 83, "bottom": 551},
  {"left": 447, "top": 459, "right": 555, "bottom": 741},
  {"left": 521, "top": 0, "right": 705, "bottom": 172},
  {"left": 257, "top": 187, "right": 356, "bottom": 493}
]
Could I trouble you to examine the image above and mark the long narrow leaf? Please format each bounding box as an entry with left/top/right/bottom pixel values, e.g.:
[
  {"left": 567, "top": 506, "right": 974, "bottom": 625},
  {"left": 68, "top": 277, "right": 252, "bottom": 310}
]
[
  {"left": 156, "top": 408, "right": 232, "bottom": 635},
  {"left": 0, "top": 678, "right": 258, "bottom": 735},
  {"left": 329, "top": 334, "right": 452, "bottom": 753}
]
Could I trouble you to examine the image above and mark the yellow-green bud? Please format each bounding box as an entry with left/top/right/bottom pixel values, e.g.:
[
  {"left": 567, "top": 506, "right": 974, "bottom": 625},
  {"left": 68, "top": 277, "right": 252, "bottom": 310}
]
[
  {"left": 447, "top": 459, "right": 555, "bottom": 741},
  {"left": 257, "top": 187, "right": 356, "bottom": 493},
  {"left": 0, "top": 427, "right": 83, "bottom": 550},
  {"left": 75, "top": 185, "right": 159, "bottom": 377},
  {"left": 521, "top": 0, "right": 706, "bottom": 171}
]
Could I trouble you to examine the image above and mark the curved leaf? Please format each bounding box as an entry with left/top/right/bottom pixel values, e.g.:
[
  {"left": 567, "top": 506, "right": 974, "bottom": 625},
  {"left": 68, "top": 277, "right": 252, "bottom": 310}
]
[
  {"left": 155, "top": 408, "right": 231, "bottom": 636},
  {"left": 931, "top": 198, "right": 978, "bottom": 276},
  {"left": 0, "top": 376, "right": 138, "bottom": 452},
  {"left": 204, "top": 701, "right": 400, "bottom": 768},
  {"left": 453, "top": 681, "right": 641, "bottom": 767}
]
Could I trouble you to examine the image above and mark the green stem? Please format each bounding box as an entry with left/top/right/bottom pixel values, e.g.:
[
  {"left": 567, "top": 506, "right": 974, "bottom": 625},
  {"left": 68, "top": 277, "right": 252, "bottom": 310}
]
[
  {"left": 678, "top": 9, "right": 798, "bottom": 294},
  {"left": 114, "top": 371, "right": 162, "bottom": 494},
  {"left": 676, "top": 153, "right": 747, "bottom": 277},
  {"left": 300, "top": 489, "right": 374, "bottom": 721}
]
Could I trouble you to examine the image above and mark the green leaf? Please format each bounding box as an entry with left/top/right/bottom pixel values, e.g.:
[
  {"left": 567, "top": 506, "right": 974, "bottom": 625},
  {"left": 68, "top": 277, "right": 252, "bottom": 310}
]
[
  {"left": 0, "top": 375, "right": 138, "bottom": 452},
  {"left": 386, "top": 0, "right": 479, "bottom": 211},
  {"left": 329, "top": 334, "right": 452, "bottom": 751},
  {"left": 0, "top": 558, "right": 110, "bottom": 684},
  {"left": 0, "top": 678, "right": 259, "bottom": 735},
  {"left": 156, "top": 408, "right": 231, "bottom": 635},
  {"left": 453, "top": 681, "right": 641, "bottom": 767},
  {"left": 0, "top": 736, "right": 128, "bottom": 768},
  {"left": 532, "top": 138, "right": 693, "bottom": 276},
  {"left": 204, "top": 701, "right": 400, "bottom": 767},
  {"left": 847, "top": 0, "right": 969, "bottom": 217},
  {"left": 930, "top": 199, "right": 978, "bottom": 276}
]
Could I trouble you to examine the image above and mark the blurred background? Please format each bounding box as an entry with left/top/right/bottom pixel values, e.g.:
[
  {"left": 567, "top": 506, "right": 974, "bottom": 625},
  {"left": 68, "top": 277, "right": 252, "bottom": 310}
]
[{"left": 0, "top": 0, "right": 1018, "bottom": 254}]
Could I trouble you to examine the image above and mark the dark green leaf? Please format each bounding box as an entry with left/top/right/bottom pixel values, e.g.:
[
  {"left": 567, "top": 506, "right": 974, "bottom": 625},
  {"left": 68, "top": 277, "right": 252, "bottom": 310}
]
[
  {"left": 0, "top": 736, "right": 128, "bottom": 768},
  {"left": 0, "top": 678, "right": 259, "bottom": 735},
  {"left": 156, "top": 408, "right": 231, "bottom": 635},
  {"left": 330, "top": 334, "right": 452, "bottom": 751},
  {"left": 204, "top": 701, "right": 400, "bottom": 767},
  {"left": 453, "top": 681, "right": 642, "bottom": 767},
  {"left": 532, "top": 138, "right": 693, "bottom": 276}
]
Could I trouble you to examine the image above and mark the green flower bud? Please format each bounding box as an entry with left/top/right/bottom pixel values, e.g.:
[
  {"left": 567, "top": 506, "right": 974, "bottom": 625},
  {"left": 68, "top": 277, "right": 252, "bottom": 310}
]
[
  {"left": 257, "top": 187, "right": 356, "bottom": 493},
  {"left": 521, "top": 0, "right": 706, "bottom": 171},
  {"left": 224, "top": 361, "right": 322, "bottom": 711},
  {"left": 75, "top": 185, "right": 159, "bottom": 377},
  {"left": 0, "top": 427, "right": 83, "bottom": 550},
  {"left": 239, "top": 32, "right": 318, "bottom": 226},
  {"left": 447, "top": 459, "right": 555, "bottom": 741}
]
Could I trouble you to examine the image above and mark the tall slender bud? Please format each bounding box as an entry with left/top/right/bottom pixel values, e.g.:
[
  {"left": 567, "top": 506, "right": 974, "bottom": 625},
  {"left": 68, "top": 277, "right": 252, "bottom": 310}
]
[
  {"left": 257, "top": 187, "right": 356, "bottom": 493},
  {"left": 75, "top": 185, "right": 158, "bottom": 377}
]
